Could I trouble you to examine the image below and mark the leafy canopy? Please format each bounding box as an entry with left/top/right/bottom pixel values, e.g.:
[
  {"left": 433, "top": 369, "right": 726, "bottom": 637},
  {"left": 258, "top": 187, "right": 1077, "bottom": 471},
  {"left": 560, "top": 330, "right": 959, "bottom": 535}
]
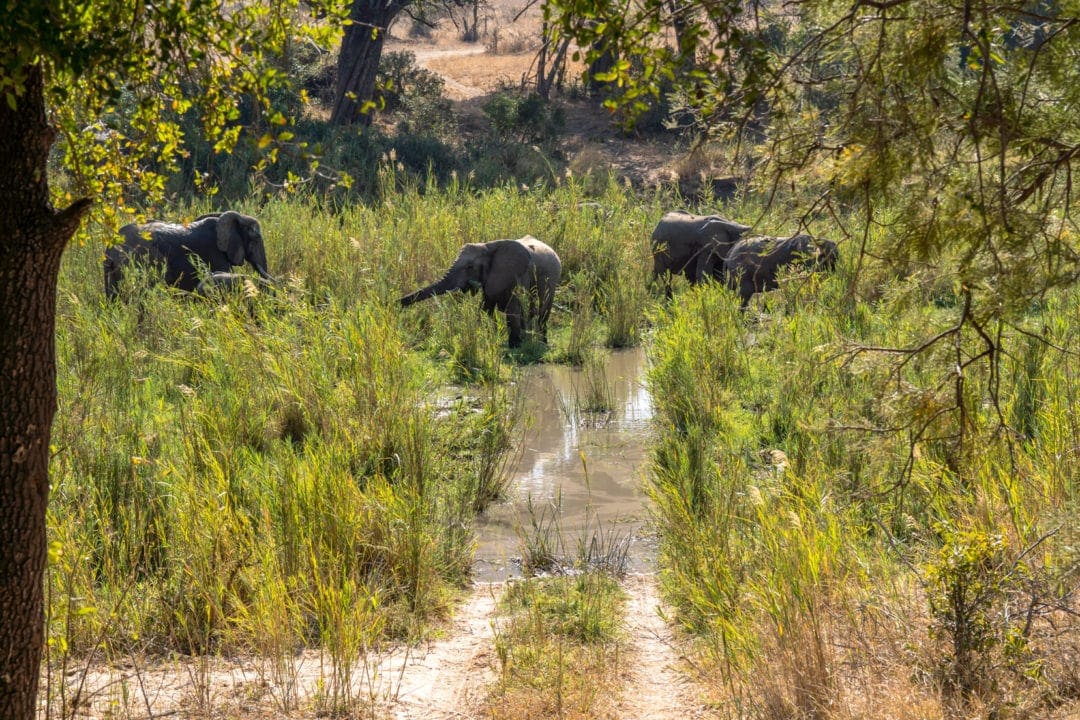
[
  {"left": 548, "top": 0, "right": 1079, "bottom": 466},
  {"left": 0, "top": 0, "right": 347, "bottom": 223},
  {"left": 551, "top": 0, "right": 1079, "bottom": 304}
]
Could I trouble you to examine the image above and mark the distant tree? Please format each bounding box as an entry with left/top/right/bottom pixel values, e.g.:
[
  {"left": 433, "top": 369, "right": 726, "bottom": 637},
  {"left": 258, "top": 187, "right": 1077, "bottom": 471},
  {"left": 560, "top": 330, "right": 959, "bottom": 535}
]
[
  {"left": 443, "top": 0, "right": 486, "bottom": 42},
  {"left": 548, "top": 0, "right": 769, "bottom": 120},
  {"left": 0, "top": 3, "right": 334, "bottom": 717}
]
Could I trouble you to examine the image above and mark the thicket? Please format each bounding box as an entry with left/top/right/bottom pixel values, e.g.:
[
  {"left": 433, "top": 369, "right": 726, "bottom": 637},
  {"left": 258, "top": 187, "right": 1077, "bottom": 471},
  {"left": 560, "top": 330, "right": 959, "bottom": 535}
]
[
  {"left": 647, "top": 239, "right": 1080, "bottom": 715},
  {"left": 44, "top": 178, "right": 657, "bottom": 715}
]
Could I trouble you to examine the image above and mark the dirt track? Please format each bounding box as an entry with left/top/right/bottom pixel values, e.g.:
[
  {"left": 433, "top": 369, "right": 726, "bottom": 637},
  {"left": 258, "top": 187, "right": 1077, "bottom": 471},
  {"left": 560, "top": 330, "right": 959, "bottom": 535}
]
[{"left": 377, "top": 573, "right": 710, "bottom": 720}]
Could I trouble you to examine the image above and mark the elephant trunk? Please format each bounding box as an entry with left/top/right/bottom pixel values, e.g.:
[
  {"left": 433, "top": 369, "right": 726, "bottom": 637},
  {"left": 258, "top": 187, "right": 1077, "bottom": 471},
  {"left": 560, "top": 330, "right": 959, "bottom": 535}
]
[
  {"left": 817, "top": 241, "right": 840, "bottom": 272},
  {"left": 247, "top": 245, "right": 275, "bottom": 283},
  {"left": 400, "top": 268, "right": 465, "bottom": 306}
]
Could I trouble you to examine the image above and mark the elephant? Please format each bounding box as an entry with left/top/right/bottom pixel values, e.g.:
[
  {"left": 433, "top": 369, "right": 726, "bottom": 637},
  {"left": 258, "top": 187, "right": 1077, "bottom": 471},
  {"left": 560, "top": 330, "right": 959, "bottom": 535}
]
[
  {"left": 399, "top": 236, "right": 562, "bottom": 348},
  {"left": 650, "top": 210, "right": 751, "bottom": 295},
  {"left": 103, "top": 211, "right": 274, "bottom": 299},
  {"left": 723, "top": 233, "right": 839, "bottom": 307}
]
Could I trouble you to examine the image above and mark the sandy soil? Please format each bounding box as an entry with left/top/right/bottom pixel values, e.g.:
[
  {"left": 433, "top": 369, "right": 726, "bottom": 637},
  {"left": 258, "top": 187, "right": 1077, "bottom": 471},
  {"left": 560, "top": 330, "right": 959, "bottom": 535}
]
[
  {"left": 386, "top": 574, "right": 712, "bottom": 719},
  {"left": 382, "top": 583, "right": 500, "bottom": 720},
  {"left": 378, "top": 573, "right": 711, "bottom": 720},
  {"left": 613, "top": 574, "right": 712, "bottom": 720},
  {"left": 54, "top": 575, "right": 710, "bottom": 719}
]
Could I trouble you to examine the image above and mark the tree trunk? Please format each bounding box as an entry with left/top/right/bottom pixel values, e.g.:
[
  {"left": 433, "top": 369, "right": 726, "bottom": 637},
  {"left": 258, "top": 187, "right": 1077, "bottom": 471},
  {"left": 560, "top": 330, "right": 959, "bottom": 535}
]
[
  {"left": 537, "top": 21, "right": 572, "bottom": 100},
  {"left": 0, "top": 63, "right": 90, "bottom": 720},
  {"left": 330, "top": 0, "right": 407, "bottom": 126}
]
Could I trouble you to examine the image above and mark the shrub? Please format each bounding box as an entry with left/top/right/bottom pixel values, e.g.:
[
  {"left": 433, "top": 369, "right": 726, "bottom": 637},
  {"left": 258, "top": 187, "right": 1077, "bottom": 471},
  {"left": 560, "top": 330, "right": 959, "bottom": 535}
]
[{"left": 482, "top": 90, "right": 565, "bottom": 145}]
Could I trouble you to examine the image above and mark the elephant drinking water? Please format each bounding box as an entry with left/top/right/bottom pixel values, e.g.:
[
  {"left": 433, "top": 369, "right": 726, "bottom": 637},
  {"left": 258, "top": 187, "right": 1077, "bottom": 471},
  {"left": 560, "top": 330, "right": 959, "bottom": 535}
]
[
  {"left": 399, "top": 236, "right": 562, "bottom": 348},
  {"left": 103, "top": 211, "right": 274, "bottom": 299}
]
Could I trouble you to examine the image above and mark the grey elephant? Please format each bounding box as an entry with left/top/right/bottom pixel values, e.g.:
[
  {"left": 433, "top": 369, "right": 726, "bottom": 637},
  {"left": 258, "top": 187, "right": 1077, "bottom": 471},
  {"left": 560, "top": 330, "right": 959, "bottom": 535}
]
[
  {"left": 400, "top": 236, "right": 562, "bottom": 348},
  {"left": 104, "top": 211, "right": 274, "bottom": 299},
  {"left": 723, "top": 234, "right": 839, "bottom": 307},
  {"left": 651, "top": 210, "right": 751, "bottom": 295}
]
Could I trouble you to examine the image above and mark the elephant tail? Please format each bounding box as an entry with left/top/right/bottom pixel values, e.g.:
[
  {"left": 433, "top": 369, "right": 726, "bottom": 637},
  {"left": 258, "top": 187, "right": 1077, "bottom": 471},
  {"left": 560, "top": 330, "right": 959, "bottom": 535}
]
[{"left": 399, "top": 289, "right": 426, "bottom": 306}]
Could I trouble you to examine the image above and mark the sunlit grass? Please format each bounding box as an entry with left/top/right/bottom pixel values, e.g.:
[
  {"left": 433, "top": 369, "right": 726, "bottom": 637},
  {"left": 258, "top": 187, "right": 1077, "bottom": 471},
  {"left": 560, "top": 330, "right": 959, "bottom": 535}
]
[
  {"left": 487, "top": 573, "right": 625, "bottom": 720},
  {"left": 46, "top": 178, "right": 661, "bottom": 716},
  {"left": 646, "top": 248, "right": 1080, "bottom": 716},
  {"left": 44, "top": 175, "right": 1080, "bottom": 719}
]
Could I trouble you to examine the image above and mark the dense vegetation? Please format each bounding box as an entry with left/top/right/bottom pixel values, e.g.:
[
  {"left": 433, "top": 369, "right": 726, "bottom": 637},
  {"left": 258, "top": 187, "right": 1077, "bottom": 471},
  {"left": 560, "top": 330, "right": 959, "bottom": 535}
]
[
  {"left": 648, "top": 248, "right": 1080, "bottom": 716},
  {"left": 44, "top": 179, "right": 656, "bottom": 716},
  {"left": 46, "top": 174, "right": 1080, "bottom": 718},
  {"left": 7, "top": 0, "right": 1077, "bottom": 718}
]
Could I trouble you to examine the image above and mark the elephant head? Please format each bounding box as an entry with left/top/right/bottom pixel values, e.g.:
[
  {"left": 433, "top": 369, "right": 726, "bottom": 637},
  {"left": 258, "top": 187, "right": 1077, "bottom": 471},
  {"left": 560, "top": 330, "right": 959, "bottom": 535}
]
[
  {"left": 400, "top": 237, "right": 562, "bottom": 347},
  {"left": 216, "top": 211, "right": 274, "bottom": 283},
  {"left": 651, "top": 211, "right": 751, "bottom": 293},
  {"left": 104, "top": 210, "right": 275, "bottom": 299},
  {"left": 724, "top": 233, "right": 839, "bottom": 307},
  {"left": 400, "top": 239, "right": 533, "bottom": 306}
]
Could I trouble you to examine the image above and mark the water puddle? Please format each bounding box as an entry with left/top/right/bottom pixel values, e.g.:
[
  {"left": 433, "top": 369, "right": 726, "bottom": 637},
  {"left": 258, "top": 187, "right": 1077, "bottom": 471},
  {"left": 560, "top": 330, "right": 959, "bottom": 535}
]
[{"left": 473, "top": 347, "right": 655, "bottom": 581}]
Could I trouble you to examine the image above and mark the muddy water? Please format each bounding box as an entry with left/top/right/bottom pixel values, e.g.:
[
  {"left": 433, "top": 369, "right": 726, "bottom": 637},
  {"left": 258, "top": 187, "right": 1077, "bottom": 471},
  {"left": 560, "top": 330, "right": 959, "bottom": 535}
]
[{"left": 473, "top": 347, "right": 655, "bottom": 581}]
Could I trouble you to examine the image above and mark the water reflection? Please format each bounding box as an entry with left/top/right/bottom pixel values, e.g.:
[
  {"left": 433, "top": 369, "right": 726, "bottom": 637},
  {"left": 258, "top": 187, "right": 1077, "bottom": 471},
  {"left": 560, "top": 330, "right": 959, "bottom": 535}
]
[{"left": 473, "top": 347, "right": 654, "bottom": 581}]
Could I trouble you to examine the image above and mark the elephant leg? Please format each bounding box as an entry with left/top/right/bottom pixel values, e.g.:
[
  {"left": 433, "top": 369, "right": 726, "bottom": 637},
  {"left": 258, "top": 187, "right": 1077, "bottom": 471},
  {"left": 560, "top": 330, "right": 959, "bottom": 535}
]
[
  {"left": 524, "top": 286, "right": 539, "bottom": 335},
  {"left": 739, "top": 279, "right": 756, "bottom": 309},
  {"left": 504, "top": 295, "right": 525, "bottom": 347},
  {"left": 536, "top": 293, "right": 553, "bottom": 343},
  {"left": 692, "top": 248, "right": 713, "bottom": 285}
]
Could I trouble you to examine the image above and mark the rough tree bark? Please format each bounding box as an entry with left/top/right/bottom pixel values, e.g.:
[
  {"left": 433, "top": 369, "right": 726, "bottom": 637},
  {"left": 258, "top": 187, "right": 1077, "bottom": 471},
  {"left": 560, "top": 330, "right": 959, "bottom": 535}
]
[
  {"left": 330, "top": 0, "right": 409, "bottom": 126},
  {"left": 0, "top": 63, "right": 91, "bottom": 719}
]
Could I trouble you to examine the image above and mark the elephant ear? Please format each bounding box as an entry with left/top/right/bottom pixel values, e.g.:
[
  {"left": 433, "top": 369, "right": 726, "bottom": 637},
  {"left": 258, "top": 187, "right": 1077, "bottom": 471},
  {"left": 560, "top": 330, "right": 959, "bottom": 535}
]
[
  {"left": 483, "top": 239, "right": 532, "bottom": 298},
  {"left": 216, "top": 211, "right": 246, "bottom": 266}
]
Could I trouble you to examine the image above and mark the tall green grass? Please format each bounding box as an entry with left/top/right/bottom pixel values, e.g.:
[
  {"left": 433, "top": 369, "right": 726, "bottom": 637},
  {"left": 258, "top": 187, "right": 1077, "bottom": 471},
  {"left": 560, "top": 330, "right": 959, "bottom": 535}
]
[
  {"left": 45, "top": 177, "right": 665, "bottom": 714},
  {"left": 646, "top": 234, "right": 1080, "bottom": 715},
  {"left": 48, "top": 174, "right": 1078, "bottom": 717}
]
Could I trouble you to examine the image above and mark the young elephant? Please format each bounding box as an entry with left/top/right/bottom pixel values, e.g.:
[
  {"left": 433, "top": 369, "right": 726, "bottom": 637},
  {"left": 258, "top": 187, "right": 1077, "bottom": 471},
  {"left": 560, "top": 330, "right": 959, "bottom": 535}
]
[
  {"left": 651, "top": 210, "right": 751, "bottom": 295},
  {"left": 400, "top": 236, "right": 562, "bottom": 347},
  {"left": 103, "top": 211, "right": 274, "bottom": 299},
  {"left": 723, "top": 234, "right": 839, "bottom": 307}
]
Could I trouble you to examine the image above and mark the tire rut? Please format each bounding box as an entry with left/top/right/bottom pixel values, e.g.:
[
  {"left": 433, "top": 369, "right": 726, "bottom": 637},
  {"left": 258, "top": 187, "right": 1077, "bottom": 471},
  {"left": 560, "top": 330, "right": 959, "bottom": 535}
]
[
  {"left": 614, "top": 573, "right": 713, "bottom": 719},
  {"left": 381, "top": 582, "right": 501, "bottom": 720}
]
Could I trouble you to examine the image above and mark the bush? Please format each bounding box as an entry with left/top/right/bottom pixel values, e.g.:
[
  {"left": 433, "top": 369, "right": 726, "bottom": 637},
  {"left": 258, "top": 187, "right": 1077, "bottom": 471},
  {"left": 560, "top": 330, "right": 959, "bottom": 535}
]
[
  {"left": 924, "top": 526, "right": 1027, "bottom": 699},
  {"left": 377, "top": 50, "right": 447, "bottom": 115},
  {"left": 482, "top": 90, "right": 565, "bottom": 145}
]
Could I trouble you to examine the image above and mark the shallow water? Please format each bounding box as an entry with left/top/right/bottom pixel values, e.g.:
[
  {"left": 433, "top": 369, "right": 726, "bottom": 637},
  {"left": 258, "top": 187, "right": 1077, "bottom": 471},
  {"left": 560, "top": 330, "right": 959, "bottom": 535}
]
[{"left": 472, "top": 347, "right": 655, "bottom": 581}]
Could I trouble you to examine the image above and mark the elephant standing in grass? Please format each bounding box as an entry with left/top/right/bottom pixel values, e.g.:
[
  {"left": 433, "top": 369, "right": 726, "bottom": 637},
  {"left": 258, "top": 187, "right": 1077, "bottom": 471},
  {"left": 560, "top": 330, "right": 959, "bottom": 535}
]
[
  {"left": 400, "top": 236, "right": 562, "bottom": 347},
  {"left": 723, "top": 234, "right": 839, "bottom": 307},
  {"left": 104, "top": 211, "right": 274, "bottom": 299},
  {"left": 651, "top": 210, "right": 751, "bottom": 295}
]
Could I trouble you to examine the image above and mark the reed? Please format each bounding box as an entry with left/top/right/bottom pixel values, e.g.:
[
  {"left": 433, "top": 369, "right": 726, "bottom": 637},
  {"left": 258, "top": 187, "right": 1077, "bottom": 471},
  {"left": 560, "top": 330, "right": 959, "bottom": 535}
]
[{"left": 645, "top": 233, "right": 1080, "bottom": 716}]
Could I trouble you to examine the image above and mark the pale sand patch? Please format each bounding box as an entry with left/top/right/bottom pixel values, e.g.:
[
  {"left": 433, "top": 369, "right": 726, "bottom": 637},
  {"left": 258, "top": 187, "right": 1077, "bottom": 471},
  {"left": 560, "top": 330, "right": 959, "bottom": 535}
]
[{"left": 614, "top": 573, "right": 717, "bottom": 720}]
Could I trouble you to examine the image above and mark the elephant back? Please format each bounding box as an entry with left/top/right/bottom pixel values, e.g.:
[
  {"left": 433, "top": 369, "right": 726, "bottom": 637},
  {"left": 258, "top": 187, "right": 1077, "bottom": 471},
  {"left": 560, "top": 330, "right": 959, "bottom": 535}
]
[{"left": 520, "top": 236, "right": 561, "bottom": 291}]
